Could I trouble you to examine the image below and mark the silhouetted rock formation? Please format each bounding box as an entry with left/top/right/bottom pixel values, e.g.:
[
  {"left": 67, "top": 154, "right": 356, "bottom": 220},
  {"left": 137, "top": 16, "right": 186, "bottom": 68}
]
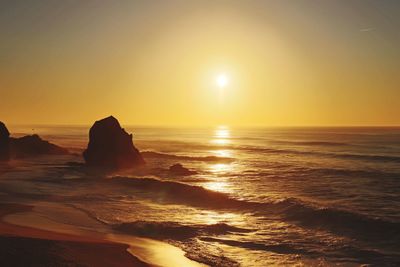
[
  {"left": 0, "top": 121, "right": 68, "bottom": 159},
  {"left": 83, "top": 116, "right": 144, "bottom": 169},
  {"left": 10, "top": 135, "right": 69, "bottom": 158},
  {"left": 0, "top": 122, "right": 10, "bottom": 161},
  {"left": 169, "top": 163, "right": 197, "bottom": 176}
]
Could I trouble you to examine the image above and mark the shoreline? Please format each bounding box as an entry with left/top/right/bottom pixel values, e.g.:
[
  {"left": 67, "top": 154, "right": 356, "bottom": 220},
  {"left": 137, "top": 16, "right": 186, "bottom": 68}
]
[{"left": 0, "top": 202, "right": 206, "bottom": 267}]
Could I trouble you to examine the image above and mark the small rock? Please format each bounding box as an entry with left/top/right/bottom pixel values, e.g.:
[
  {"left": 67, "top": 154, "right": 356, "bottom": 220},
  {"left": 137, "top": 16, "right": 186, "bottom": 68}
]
[{"left": 169, "top": 163, "right": 197, "bottom": 176}]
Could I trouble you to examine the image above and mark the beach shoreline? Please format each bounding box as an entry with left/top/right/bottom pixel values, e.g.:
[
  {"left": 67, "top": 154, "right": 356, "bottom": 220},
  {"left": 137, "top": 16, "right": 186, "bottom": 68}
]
[{"left": 0, "top": 202, "right": 205, "bottom": 267}]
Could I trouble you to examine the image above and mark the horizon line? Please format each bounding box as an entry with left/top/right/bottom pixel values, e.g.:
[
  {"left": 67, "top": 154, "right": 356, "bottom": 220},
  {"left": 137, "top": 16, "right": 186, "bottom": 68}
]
[{"left": 5, "top": 123, "right": 400, "bottom": 129}]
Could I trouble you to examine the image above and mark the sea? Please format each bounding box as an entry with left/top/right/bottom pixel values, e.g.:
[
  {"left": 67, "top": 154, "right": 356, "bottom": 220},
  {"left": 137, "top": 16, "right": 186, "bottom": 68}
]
[{"left": 1, "top": 125, "right": 400, "bottom": 266}]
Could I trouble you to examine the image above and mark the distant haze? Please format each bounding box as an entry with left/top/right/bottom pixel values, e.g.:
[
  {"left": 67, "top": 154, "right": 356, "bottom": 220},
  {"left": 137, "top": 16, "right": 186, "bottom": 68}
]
[{"left": 1, "top": 0, "right": 399, "bottom": 126}]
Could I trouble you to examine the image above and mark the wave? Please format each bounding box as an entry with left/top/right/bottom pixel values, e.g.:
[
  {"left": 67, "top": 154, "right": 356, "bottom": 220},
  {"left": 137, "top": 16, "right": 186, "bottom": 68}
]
[
  {"left": 304, "top": 167, "right": 400, "bottom": 180},
  {"left": 114, "top": 221, "right": 250, "bottom": 241},
  {"left": 200, "top": 237, "right": 397, "bottom": 265},
  {"left": 240, "top": 146, "right": 400, "bottom": 162},
  {"left": 110, "top": 176, "right": 248, "bottom": 209},
  {"left": 140, "top": 143, "right": 399, "bottom": 164},
  {"left": 271, "top": 140, "right": 350, "bottom": 147},
  {"left": 141, "top": 151, "right": 234, "bottom": 162},
  {"left": 110, "top": 176, "right": 400, "bottom": 242},
  {"left": 200, "top": 237, "right": 313, "bottom": 255},
  {"left": 277, "top": 198, "right": 400, "bottom": 242},
  {"left": 256, "top": 167, "right": 400, "bottom": 181},
  {"left": 334, "top": 153, "right": 400, "bottom": 162}
]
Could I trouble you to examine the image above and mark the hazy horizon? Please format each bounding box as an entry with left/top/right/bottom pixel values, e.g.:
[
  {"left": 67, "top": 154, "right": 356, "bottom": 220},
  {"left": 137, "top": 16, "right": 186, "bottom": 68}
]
[{"left": 5, "top": 122, "right": 400, "bottom": 128}]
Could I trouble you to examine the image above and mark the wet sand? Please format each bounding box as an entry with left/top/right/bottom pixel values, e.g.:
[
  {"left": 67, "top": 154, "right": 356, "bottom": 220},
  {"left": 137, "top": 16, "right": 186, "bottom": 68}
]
[
  {"left": 0, "top": 203, "right": 149, "bottom": 266},
  {"left": 0, "top": 202, "right": 205, "bottom": 267}
]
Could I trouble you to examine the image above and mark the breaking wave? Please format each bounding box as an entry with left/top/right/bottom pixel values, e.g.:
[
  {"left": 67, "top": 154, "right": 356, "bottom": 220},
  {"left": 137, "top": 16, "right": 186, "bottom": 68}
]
[
  {"left": 284, "top": 167, "right": 400, "bottom": 180},
  {"left": 270, "top": 140, "right": 350, "bottom": 146},
  {"left": 109, "top": 176, "right": 400, "bottom": 242},
  {"left": 141, "top": 151, "right": 234, "bottom": 162},
  {"left": 114, "top": 221, "right": 250, "bottom": 241},
  {"left": 239, "top": 146, "right": 400, "bottom": 162}
]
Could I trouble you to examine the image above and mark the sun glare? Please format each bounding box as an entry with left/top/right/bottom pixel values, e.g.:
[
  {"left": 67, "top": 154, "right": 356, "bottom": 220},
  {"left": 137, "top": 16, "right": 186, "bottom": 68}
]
[
  {"left": 216, "top": 74, "right": 228, "bottom": 88},
  {"left": 211, "top": 126, "right": 231, "bottom": 145}
]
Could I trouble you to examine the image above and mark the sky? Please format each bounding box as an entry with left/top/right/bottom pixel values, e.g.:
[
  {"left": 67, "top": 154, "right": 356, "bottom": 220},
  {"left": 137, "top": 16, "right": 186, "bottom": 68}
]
[{"left": 0, "top": 0, "right": 399, "bottom": 126}]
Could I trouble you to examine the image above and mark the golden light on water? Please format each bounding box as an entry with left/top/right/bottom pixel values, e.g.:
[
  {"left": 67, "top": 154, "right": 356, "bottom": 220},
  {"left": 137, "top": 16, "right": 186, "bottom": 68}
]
[
  {"left": 212, "top": 149, "right": 232, "bottom": 158},
  {"left": 207, "top": 126, "right": 234, "bottom": 192},
  {"left": 203, "top": 181, "right": 230, "bottom": 193},
  {"left": 192, "top": 210, "right": 243, "bottom": 226},
  {"left": 210, "top": 163, "right": 232, "bottom": 173},
  {"left": 210, "top": 127, "right": 233, "bottom": 172},
  {"left": 211, "top": 139, "right": 230, "bottom": 145},
  {"left": 215, "top": 127, "right": 230, "bottom": 138},
  {"left": 211, "top": 126, "right": 231, "bottom": 145}
]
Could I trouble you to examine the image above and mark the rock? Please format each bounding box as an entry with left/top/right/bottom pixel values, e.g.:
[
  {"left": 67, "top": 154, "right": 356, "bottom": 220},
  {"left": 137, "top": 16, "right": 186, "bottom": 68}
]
[
  {"left": 0, "top": 122, "right": 68, "bottom": 160},
  {"left": 0, "top": 121, "right": 10, "bottom": 161},
  {"left": 83, "top": 116, "right": 144, "bottom": 169},
  {"left": 169, "top": 163, "right": 197, "bottom": 176},
  {"left": 10, "top": 134, "right": 69, "bottom": 158}
]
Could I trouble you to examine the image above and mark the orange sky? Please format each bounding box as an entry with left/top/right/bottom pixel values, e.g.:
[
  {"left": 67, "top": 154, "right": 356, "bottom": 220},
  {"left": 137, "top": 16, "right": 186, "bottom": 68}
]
[{"left": 0, "top": 1, "right": 399, "bottom": 126}]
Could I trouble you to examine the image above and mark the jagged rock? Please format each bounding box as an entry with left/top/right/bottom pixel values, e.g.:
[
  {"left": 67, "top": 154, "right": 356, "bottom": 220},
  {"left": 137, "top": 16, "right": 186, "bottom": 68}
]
[
  {"left": 83, "top": 116, "right": 144, "bottom": 169},
  {"left": 0, "top": 121, "right": 68, "bottom": 160},
  {"left": 10, "top": 134, "right": 69, "bottom": 158},
  {"left": 0, "top": 121, "right": 10, "bottom": 161},
  {"left": 169, "top": 163, "right": 197, "bottom": 176}
]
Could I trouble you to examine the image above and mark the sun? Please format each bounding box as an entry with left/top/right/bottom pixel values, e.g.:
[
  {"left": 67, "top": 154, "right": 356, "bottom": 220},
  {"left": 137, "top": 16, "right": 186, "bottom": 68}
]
[{"left": 216, "top": 74, "right": 228, "bottom": 88}]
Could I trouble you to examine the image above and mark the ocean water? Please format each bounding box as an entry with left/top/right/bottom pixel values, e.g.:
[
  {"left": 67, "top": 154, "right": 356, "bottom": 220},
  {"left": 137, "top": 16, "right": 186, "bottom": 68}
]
[{"left": 1, "top": 126, "right": 400, "bottom": 266}]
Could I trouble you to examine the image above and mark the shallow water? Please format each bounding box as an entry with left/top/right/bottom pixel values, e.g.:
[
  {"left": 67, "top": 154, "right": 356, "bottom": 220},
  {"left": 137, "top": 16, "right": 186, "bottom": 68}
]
[{"left": 2, "top": 125, "right": 400, "bottom": 266}]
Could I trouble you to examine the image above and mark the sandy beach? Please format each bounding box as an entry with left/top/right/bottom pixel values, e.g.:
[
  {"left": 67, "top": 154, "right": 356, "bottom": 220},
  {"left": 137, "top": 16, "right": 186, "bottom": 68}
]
[{"left": 0, "top": 202, "right": 205, "bottom": 267}]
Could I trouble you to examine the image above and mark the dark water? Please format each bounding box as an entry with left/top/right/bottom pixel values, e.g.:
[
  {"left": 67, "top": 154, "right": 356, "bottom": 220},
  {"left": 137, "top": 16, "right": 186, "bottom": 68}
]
[{"left": 2, "top": 126, "right": 400, "bottom": 266}]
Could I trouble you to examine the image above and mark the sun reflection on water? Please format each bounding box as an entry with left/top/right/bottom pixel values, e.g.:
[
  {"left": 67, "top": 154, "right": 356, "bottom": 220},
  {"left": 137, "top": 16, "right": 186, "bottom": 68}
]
[
  {"left": 212, "top": 149, "right": 232, "bottom": 158},
  {"left": 203, "top": 181, "right": 231, "bottom": 193},
  {"left": 206, "top": 127, "right": 235, "bottom": 193},
  {"left": 192, "top": 210, "right": 244, "bottom": 226},
  {"left": 211, "top": 126, "right": 231, "bottom": 145},
  {"left": 215, "top": 127, "right": 230, "bottom": 138},
  {"left": 211, "top": 139, "right": 230, "bottom": 145},
  {"left": 210, "top": 163, "right": 232, "bottom": 173}
]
